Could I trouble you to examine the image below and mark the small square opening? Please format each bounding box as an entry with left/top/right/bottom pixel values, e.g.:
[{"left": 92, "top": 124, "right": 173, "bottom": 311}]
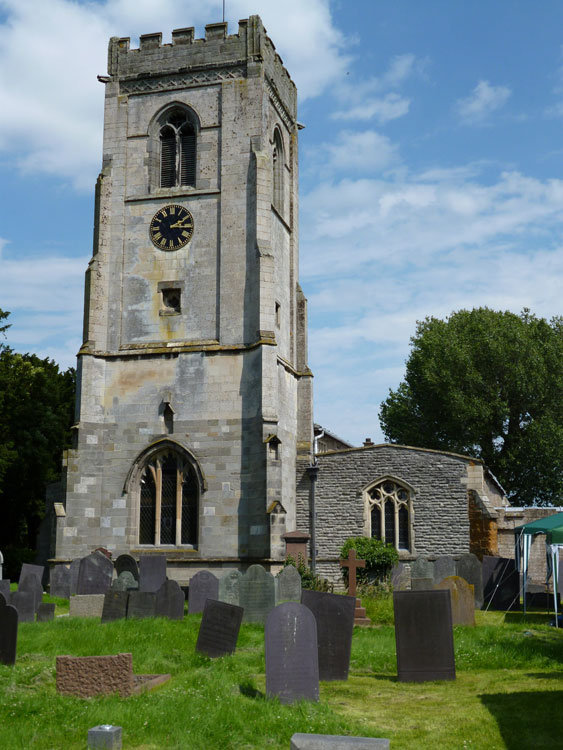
[{"left": 161, "top": 288, "right": 181, "bottom": 314}]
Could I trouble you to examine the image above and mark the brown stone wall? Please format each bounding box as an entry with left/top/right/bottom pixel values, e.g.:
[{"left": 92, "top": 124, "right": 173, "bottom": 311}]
[
  {"left": 56, "top": 653, "right": 133, "bottom": 698},
  {"left": 469, "top": 492, "right": 498, "bottom": 560}
]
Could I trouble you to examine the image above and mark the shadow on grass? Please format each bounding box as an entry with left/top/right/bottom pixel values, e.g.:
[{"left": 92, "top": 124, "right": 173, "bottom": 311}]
[
  {"left": 239, "top": 681, "right": 265, "bottom": 699},
  {"left": 525, "top": 671, "right": 563, "bottom": 680},
  {"left": 480, "top": 691, "right": 563, "bottom": 749},
  {"left": 503, "top": 612, "right": 553, "bottom": 625}
]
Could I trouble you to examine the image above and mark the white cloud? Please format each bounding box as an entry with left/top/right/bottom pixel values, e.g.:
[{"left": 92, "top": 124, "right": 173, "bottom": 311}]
[
  {"left": 332, "top": 92, "right": 410, "bottom": 123},
  {"left": 0, "top": 0, "right": 349, "bottom": 189},
  {"left": 455, "top": 80, "right": 512, "bottom": 124},
  {"left": 312, "top": 130, "right": 400, "bottom": 175}
]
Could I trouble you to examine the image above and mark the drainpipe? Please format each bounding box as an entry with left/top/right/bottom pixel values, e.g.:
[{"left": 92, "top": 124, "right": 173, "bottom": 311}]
[{"left": 306, "top": 463, "right": 319, "bottom": 575}]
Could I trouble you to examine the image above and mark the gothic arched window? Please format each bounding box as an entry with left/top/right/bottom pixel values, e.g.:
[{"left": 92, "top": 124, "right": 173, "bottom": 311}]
[
  {"left": 272, "top": 127, "right": 284, "bottom": 213},
  {"left": 139, "top": 448, "right": 198, "bottom": 546},
  {"left": 159, "top": 109, "right": 196, "bottom": 188},
  {"left": 367, "top": 479, "right": 412, "bottom": 552}
]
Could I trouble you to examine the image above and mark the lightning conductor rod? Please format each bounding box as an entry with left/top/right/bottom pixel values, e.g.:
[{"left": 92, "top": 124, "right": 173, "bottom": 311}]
[{"left": 223, "top": 0, "right": 225, "bottom": 23}]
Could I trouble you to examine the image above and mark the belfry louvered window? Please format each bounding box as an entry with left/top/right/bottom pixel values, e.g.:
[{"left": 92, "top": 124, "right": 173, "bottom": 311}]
[
  {"left": 272, "top": 128, "right": 284, "bottom": 212},
  {"left": 159, "top": 110, "right": 196, "bottom": 188},
  {"left": 367, "top": 479, "right": 412, "bottom": 552},
  {"left": 138, "top": 448, "right": 198, "bottom": 546}
]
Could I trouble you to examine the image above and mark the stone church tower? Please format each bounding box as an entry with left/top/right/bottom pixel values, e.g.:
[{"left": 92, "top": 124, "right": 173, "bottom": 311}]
[{"left": 55, "top": 16, "right": 313, "bottom": 576}]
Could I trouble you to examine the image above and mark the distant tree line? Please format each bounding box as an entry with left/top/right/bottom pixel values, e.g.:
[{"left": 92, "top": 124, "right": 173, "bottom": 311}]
[{"left": 0, "top": 309, "right": 75, "bottom": 555}]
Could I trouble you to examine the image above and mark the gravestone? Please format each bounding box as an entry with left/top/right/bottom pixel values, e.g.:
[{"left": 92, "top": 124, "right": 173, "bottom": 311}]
[
  {"left": 410, "top": 557, "right": 434, "bottom": 583},
  {"left": 276, "top": 566, "right": 302, "bottom": 604},
  {"left": 138, "top": 555, "right": 167, "bottom": 593},
  {"left": 19, "top": 562, "right": 44, "bottom": 587},
  {"left": 114, "top": 554, "right": 139, "bottom": 582},
  {"left": 19, "top": 574, "right": 43, "bottom": 613},
  {"left": 69, "top": 558, "right": 82, "bottom": 596},
  {"left": 69, "top": 594, "right": 105, "bottom": 618},
  {"left": 240, "top": 565, "right": 276, "bottom": 624},
  {"left": 188, "top": 570, "right": 219, "bottom": 615},
  {"left": 0, "top": 580, "right": 10, "bottom": 601},
  {"left": 265, "top": 602, "right": 319, "bottom": 704},
  {"left": 410, "top": 578, "right": 434, "bottom": 591},
  {"left": 37, "top": 603, "right": 56, "bottom": 622},
  {"left": 482, "top": 556, "right": 520, "bottom": 611},
  {"left": 218, "top": 569, "right": 242, "bottom": 606},
  {"left": 301, "top": 590, "right": 356, "bottom": 681},
  {"left": 393, "top": 590, "right": 455, "bottom": 682},
  {"left": 0, "top": 592, "right": 18, "bottom": 665},
  {"left": 102, "top": 590, "right": 129, "bottom": 623},
  {"left": 155, "top": 580, "right": 185, "bottom": 620},
  {"left": 195, "top": 599, "right": 244, "bottom": 657},
  {"left": 433, "top": 556, "right": 456, "bottom": 585},
  {"left": 50, "top": 565, "right": 71, "bottom": 599},
  {"left": 77, "top": 552, "right": 113, "bottom": 595},
  {"left": 291, "top": 735, "right": 390, "bottom": 750},
  {"left": 127, "top": 591, "right": 157, "bottom": 619},
  {"left": 10, "top": 591, "right": 35, "bottom": 623},
  {"left": 456, "top": 553, "right": 483, "bottom": 609},
  {"left": 524, "top": 584, "right": 559, "bottom": 609},
  {"left": 111, "top": 571, "right": 138, "bottom": 592},
  {"left": 391, "top": 562, "right": 408, "bottom": 590},
  {"left": 435, "top": 576, "right": 475, "bottom": 625},
  {"left": 88, "top": 725, "right": 122, "bottom": 750}
]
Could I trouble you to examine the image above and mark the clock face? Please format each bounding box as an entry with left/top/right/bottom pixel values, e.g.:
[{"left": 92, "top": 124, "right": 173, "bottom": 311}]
[{"left": 149, "top": 204, "right": 194, "bottom": 251}]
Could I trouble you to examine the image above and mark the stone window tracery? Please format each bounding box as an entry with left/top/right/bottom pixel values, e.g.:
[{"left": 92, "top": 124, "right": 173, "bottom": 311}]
[
  {"left": 366, "top": 478, "right": 412, "bottom": 552},
  {"left": 272, "top": 127, "right": 284, "bottom": 213}
]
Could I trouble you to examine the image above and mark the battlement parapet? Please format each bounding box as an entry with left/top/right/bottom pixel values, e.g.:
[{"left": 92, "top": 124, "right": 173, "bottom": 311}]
[{"left": 107, "top": 15, "right": 296, "bottom": 119}]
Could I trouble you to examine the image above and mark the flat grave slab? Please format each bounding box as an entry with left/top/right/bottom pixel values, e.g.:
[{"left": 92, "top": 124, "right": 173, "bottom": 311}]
[
  {"left": 127, "top": 591, "right": 157, "bottom": 619},
  {"left": 188, "top": 570, "right": 219, "bottom": 614},
  {"left": 0, "top": 592, "right": 17, "bottom": 665},
  {"left": 240, "top": 565, "right": 275, "bottom": 624},
  {"left": 265, "top": 602, "right": 319, "bottom": 704},
  {"left": 196, "top": 599, "right": 243, "bottom": 657},
  {"left": 393, "top": 590, "right": 456, "bottom": 682},
  {"left": 155, "top": 580, "right": 184, "bottom": 620},
  {"left": 102, "top": 591, "right": 129, "bottom": 623},
  {"left": 77, "top": 552, "right": 113, "bottom": 595},
  {"left": 50, "top": 565, "right": 71, "bottom": 599},
  {"left": 69, "top": 594, "right": 105, "bottom": 618},
  {"left": 301, "top": 589, "right": 356, "bottom": 681},
  {"left": 291, "top": 734, "right": 390, "bottom": 750}
]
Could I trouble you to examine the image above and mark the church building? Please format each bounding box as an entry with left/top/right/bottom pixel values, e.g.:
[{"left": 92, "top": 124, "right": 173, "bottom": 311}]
[{"left": 52, "top": 16, "right": 511, "bottom": 585}]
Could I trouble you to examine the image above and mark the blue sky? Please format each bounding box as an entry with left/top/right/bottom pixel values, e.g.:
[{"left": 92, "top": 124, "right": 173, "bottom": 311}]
[{"left": 1, "top": 0, "right": 563, "bottom": 445}]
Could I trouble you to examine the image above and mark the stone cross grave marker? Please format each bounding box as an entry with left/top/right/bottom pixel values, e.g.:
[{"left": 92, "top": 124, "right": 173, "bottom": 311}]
[
  {"left": 456, "top": 553, "right": 483, "bottom": 609},
  {"left": 19, "top": 563, "right": 44, "bottom": 588},
  {"left": 218, "top": 569, "right": 242, "bottom": 606},
  {"left": 393, "top": 590, "right": 456, "bottom": 682},
  {"left": 37, "top": 603, "right": 55, "bottom": 622},
  {"left": 435, "top": 576, "right": 475, "bottom": 626},
  {"left": 10, "top": 591, "right": 35, "bottom": 622},
  {"left": 339, "top": 549, "right": 365, "bottom": 598},
  {"left": 265, "top": 601, "right": 319, "bottom": 704},
  {"left": 127, "top": 591, "right": 157, "bottom": 619},
  {"left": 50, "top": 565, "right": 71, "bottom": 599},
  {"left": 276, "top": 565, "right": 302, "bottom": 604},
  {"left": 102, "top": 590, "right": 129, "bottom": 623},
  {"left": 77, "top": 552, "right": 113, "bottom": 595},
  {"left": 0, "top": 591, "right": 18, "bottom": 665},
  {"left": 188, "top": 571, "right": 219, "bottom": 615},
  {"left": 114, "top": 554, "right": 139, "bottom": 582},
  {"left": 195, "top": 599, "right": 244, "bottom": 657},
  {"left": 240, "top": 565, "right": 276, "bottom": 624},
  {"left": 301, "top": 589, "right": 356, "bottom": 681},
  {"left": 138, "top": 555, "right": 167, "bottom": 593},
  {"left": 156, "top": 579, "right": 185, "bottom": 620},
  {"left": 19, "top": 574, "right": 43, "bottom": 614},
  {"left": 482, "top": 556, "right": 520, "bottom": 611}
]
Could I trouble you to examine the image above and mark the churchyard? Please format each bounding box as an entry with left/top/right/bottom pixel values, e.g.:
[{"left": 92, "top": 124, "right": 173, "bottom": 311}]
[{"left": 1, "top": 574, "right": 562, "bottom": 749}]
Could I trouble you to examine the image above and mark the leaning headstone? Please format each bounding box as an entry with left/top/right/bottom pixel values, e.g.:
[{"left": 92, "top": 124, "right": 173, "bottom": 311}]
[
  {"left": 0, "top": 580, "right": 10, "bottom": 602},
  {"left": 276, "top": 566, "right": 302, "bottom": 604},
  {"left": 435, "top": 576, "right": 475, "bottom": 625},
  {"left": 88, "top": 725, "right": 122, "bottom": 750},
  {"left": 19, "top": 574, "right": 43, "bottom": 613},
  {"left": 456, "top": 553, "right": 483, "bottom": 609},
  {"left": 111, "top": 571, "right": 138, "bottom": 592},
  {"left": 265, "top": 602, "right": 319, "bottom": 704},
  {"left": 195, "top": 599, "right": 244, "bottom": 657},
  {"left": 19, "top": 563, "right": 44, "bottom": 587},
  {"left": 114, "top": 554, "right": 139, "bottom": 582},
  {"left": 36, "top": 603, "right": 56, "bottom": 622},
  {"left": 138, "top": 555, "right": 167, "bottom": 593},
  {"left": 410, "top": 557, "right": 434, "bottom": 584},
  {"left": 393, "top": 590, "right": 455, "bottom": 682},
  {"left": 69, "top": 594, "right": 105, "bottom": 618},
  {"left": 10, "top": 590, "right": 35, "bottom": 623},
  {"left": 240, "top": 565, "right": 276, "bottom": 624},
  {"left": 218, "top": 570, "right": 242, "bottom": 606},
  {"left": 102, "top": 591, "right": 129, "bottom": 623},
  {"left": 291, "top": 735, "right": 390, "bottom": 750},
  {"left": 77, "top": 552, "right": 113, "bottom": 595},
  {"left": 69, "top": 558, "right": 82, "bottom": 596},
  {"left": 482, "top": 556, "right": 520, "bottom": 611},
  {"left": 301, "top": 589, "right": 356, "bottom": 681},
  {"left": 50, "top": 565, "right": 71, "bottom": 599},
  {"left": 188, "top": 571, "right": 219, "bottom": 615},
  {"left": 433, "top": 556, "right": 456, "bottom": 585},
  {"left": 127, "top": 591, "right": 157, "bottom": 619},
  {"left": 0, "top": 592, "right": 18, "bottom": 665},
  {"left": 155, "top": 580, "right": 185, "bottom": 620}
]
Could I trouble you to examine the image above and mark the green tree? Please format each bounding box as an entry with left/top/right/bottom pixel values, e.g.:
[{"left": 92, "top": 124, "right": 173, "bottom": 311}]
[
  {"left": 379, "top": 308, "right": 563, "bottom": 506},
  {"left": 0, "top": 309, "right": 76, "bottom": 548}
]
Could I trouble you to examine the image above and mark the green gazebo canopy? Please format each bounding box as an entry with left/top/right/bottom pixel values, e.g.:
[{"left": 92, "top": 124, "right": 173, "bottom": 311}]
[{"left": 515, "top": 512, "right": 563, "bottom": 545}]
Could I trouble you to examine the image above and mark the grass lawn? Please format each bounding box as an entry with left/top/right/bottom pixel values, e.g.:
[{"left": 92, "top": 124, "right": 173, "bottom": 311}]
[{"left": 0, "top": 594, "right": 562, "bottom": 749}]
